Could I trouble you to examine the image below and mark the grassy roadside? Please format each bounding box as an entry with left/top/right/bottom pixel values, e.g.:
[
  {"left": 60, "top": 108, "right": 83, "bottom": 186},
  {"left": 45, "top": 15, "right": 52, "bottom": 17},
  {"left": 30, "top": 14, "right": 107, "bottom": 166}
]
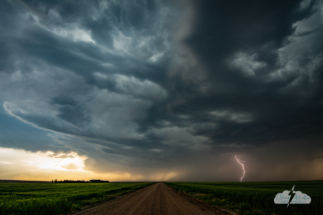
[
  {"left": 0, "top": 182, "right": 154, "bottom": 215},
  {"left": 165, "top": 181, "right": 323, "bottom": 215}
]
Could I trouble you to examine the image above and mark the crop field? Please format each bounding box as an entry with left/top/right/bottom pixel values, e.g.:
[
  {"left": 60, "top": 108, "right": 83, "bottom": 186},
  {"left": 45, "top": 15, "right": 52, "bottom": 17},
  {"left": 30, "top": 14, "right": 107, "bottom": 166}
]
[
  {"left": 166, "top": 181, "right": 323, "bottom": 215},
  {"left": 0, "top": 182, "right": 153, "bottom": 215}
]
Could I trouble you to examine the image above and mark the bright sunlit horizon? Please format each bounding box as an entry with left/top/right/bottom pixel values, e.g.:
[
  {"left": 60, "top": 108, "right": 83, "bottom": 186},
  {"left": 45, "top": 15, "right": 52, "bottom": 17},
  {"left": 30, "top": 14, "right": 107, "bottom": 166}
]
[{"left": 0, "top": 147, "right": 182, "bottom": 181}]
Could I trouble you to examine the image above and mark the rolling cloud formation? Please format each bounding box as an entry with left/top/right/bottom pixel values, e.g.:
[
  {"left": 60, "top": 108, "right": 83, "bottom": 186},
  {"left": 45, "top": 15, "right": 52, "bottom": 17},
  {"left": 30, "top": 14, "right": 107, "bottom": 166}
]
[{"left": 0, "top": 0, "right": 323, "bottom": 181}]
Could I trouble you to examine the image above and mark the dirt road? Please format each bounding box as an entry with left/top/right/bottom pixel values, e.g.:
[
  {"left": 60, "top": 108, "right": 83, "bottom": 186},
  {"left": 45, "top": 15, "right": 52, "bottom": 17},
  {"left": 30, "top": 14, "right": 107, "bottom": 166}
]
[{"left": 75, "top": 183, "right": 222, "bottom": 215}]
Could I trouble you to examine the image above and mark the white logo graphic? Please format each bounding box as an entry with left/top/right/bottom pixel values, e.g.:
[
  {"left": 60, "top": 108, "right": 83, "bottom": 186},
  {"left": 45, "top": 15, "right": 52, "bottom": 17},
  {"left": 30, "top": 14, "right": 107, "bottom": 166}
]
[{"left": 274, "top": 185, "right": 311, "bottom": 207}]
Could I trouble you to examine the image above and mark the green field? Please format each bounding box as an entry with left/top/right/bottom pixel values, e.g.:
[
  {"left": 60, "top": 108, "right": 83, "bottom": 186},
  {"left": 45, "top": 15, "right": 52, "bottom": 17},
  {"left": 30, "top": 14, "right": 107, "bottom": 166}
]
[
  {"left": 0, "top": 182, "right": 153, "bottom": 215},
  {"left": 166, "top": 181, "right": 323, "bottom": 215}
]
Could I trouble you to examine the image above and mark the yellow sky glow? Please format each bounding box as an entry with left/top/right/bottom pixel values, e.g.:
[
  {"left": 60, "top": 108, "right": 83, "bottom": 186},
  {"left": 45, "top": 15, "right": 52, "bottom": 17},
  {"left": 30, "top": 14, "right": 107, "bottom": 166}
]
[
  {"left": 0, "top": 147, "right": 128, "bottom": 181},
  {"left": 0, "top": 147, "right": 180, "bottom": 181}
]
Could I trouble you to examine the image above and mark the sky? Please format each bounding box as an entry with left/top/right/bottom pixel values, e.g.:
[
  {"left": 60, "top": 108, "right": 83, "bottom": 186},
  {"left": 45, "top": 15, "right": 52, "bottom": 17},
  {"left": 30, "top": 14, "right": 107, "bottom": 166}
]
[{"left": 0, "top": 0, "right": 323, "bottom": 182}]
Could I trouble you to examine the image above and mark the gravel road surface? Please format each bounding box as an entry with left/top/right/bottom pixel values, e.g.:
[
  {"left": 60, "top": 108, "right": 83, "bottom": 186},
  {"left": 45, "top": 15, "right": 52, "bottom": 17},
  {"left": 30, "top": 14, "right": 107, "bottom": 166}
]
[{"left": 74, "top": 182, "right": 220, "bottom": 215}]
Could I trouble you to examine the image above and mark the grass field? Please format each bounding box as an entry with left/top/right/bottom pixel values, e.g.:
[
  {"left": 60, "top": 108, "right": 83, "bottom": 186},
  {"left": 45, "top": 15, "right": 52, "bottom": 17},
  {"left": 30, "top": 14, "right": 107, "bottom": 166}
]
[
  {"left": 0, "top": 182, "right": 153, "bottom": 215},
  {"left": 166, "top": 181, "right": 323, "bottom": 215}
]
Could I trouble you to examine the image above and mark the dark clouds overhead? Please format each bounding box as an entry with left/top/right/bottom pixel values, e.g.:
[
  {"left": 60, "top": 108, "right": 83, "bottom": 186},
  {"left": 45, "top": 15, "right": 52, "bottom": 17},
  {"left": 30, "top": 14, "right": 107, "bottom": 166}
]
[{"left": 0, "top": 0, "right": 323, "bottom": 181}]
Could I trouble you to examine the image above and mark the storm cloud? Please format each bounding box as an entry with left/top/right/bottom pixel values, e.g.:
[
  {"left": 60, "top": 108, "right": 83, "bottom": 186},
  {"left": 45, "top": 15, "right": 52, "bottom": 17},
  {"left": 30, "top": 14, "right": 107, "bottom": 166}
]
[{"left": 0, "top": 0, "right": 323, "bottom": 181}]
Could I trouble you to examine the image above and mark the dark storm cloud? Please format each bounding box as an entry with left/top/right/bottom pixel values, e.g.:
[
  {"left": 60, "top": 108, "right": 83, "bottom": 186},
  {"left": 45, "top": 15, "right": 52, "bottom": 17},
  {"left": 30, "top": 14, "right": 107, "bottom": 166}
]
[
  {"left": 1, "top": 0, "right": 323, "bottom": 180},
  {"left": 169, "top": 0, "right": 323, "bottom": 145}
]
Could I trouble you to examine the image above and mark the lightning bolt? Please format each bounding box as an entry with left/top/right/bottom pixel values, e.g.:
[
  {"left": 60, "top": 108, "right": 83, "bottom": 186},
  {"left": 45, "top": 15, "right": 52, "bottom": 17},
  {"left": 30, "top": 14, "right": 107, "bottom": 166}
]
[
  {"left": 235, "top": 155, "right": 246, "bottom": 182},
  {"left": 287, "top": 185, "right": 295, "bottom": 208}
]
